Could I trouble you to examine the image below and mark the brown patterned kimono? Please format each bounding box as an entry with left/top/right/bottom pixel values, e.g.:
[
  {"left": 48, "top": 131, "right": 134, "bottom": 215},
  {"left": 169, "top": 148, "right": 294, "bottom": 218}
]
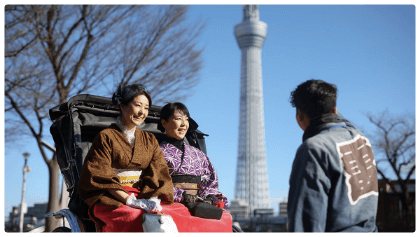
[{"left": 78, "top": 124, "right": 174, "bottom": 229}]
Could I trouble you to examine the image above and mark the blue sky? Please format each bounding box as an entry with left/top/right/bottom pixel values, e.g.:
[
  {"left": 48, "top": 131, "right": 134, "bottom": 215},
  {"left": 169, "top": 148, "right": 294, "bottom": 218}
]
[
  {"left": 3, "top": 4, "right": 416, "bottom": 217},
  {"left": 184, "top": 4, "right": 415, "bottom": 209}
]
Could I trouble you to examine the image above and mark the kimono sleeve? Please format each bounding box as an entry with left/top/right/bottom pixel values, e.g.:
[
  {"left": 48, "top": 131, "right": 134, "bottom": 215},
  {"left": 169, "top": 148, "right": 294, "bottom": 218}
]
[
  {"left": 173, "top": 187, "right": 185, "bottom": 202},
  {"left": 198, "top": 153, "right": 229, "bottom": 209},
  {"left": 78, "top": 132, "right": 126, "bottom": 208},
  {"left": 287, "top": 143, "right": 331, "bottom": 232},
  {"left": 138, "top": 137, "right": 174, "bottom": 202}
]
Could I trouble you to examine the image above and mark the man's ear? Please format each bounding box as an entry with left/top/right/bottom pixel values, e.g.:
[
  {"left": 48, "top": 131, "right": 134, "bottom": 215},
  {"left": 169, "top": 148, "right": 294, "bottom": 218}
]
[
  {"left": 296, "top": 109, "right": 310, "bottom": 131},
  {"left": 334, "top": 107, "right": 338, "bottom": 114},
  {"left": 296, "top": 111, "right": 305, "bottom": 129}
]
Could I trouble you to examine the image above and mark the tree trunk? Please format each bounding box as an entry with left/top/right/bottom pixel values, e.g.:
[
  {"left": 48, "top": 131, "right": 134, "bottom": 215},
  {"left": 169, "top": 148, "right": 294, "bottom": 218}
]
[
  {"left": 5, "top": 5, "right": 204, "bottom": 232},
  {"left": 44, "top": 155, "right": 60, "bottom": 232},
  {"left": 399, "top": 184, "right": 409, "bottom": 211}
]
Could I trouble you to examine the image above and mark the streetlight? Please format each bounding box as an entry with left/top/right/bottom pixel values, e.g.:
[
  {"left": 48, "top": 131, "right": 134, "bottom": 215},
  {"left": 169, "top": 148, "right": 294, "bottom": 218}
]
[{"left": 19, "top": 152, "right": 30, "bottom": 232}]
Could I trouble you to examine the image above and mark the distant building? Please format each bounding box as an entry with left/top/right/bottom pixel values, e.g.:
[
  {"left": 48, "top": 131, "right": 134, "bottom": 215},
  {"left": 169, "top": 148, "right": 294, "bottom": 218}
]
[
  {"left": 376, "top": 179, "right": 415, "bottom": 232},
  {"left": 228, "top": 199, "right": 250, "bottom": 219},
  {"left": 26, "top": 203, "right": 48, "bottom": 221},
  {"left": 279, "top": 198, "right": 288, "bottom": 217},
  {"left": 5, "top": 202, "right": 48, "bottom": 232},
  {"left": 233, "top": 4, "right": 271, "bottom": 215},
  {"left": 253, "top": 208, "right": 274, "bottom": 217},
  {"left": 228, "top": 199, "right": 287, "bottom": 232},
  {"left": 233, "top": 212, "right": 287, "bottom": 232},
  {"left": 377, "top": 179, "right": 415, "bottom": 193},
  {"left": 5, "top": 207, "right": 20, "bottom": 232}
]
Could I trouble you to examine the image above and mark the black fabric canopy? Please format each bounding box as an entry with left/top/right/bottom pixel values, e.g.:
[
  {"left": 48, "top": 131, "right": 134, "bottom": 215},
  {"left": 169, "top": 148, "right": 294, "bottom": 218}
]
[{"left": 49, "top": 94, "right": 208, "bottom": 230}]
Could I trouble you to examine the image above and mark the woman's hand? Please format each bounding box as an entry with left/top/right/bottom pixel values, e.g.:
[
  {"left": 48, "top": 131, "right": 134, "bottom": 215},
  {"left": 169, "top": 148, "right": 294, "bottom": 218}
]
[
  {"left": 181, "top": 192, "right": 198, "bottom": 204},
  {"left": 109, "top": 189, "right": 130, "bottom": 203},
  {"left": 126, "top": 193, "right": 147, "bottom": 209},
  {"left": 126, "top": 194, "right": 163, "bottom": 213},
  {"left": 204, "top": 195, "right": 218, "bottom": 205}
]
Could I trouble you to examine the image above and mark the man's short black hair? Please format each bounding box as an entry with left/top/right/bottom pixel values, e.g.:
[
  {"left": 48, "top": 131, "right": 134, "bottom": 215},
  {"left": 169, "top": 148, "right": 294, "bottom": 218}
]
[
  {"left": 158, "top": 102, "right": 190, "bottom": 132},
  {"left": 290, "top": 79, "right": 337, "bottom": 119}
]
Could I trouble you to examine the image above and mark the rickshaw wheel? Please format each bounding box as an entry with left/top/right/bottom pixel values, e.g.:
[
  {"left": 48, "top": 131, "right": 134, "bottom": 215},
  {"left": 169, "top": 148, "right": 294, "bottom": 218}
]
[{"left": 52, "top": 227, "right": 71, "bottom": 232}]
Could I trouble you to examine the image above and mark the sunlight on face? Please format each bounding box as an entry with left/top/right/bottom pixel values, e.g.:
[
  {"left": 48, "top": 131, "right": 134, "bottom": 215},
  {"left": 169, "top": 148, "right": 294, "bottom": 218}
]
[
  {"left": 120, "top": 94, "right": 149, "bottom": 130},
  {"left": 162, "top": 110, "right": 189, "bottom": 140}
]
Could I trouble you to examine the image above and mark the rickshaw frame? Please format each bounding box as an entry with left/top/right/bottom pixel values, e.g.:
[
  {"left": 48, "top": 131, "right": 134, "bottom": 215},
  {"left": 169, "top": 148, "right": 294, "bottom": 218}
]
[{"left": 47, "top": 94, "right": 242, "bottom": 232}]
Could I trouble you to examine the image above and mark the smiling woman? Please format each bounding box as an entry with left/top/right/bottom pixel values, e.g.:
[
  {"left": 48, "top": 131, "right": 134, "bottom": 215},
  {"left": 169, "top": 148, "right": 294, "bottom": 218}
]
[
  {"left": 160, "top": 105, "right": 190, "bottom": 140},
  {"left": 120, "top": 94, "right": 150, "bottom": 130},
  {"left": 158, "top": 102, "right": 229, "bottom": 212},
  {"left": 77, "top": 84, "right": 175, "bottom": 232}
]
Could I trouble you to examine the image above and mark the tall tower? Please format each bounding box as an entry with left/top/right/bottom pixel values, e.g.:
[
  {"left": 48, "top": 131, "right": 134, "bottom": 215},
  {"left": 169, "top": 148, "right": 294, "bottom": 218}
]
[{"left": 234, "top": 5, "right": 270, "bottom": 215}]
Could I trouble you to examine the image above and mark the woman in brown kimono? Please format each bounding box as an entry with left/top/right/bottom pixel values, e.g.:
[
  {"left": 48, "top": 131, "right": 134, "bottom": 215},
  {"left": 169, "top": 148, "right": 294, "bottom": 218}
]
[{"left": 78, "top": 84, "right": 174, "bottom": 232}]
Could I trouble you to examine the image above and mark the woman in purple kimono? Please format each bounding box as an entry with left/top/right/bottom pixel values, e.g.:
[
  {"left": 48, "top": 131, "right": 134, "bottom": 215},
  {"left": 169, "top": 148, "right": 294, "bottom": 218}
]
[{"left": 158, "top": 102, "right": 228, "bottom": 210}]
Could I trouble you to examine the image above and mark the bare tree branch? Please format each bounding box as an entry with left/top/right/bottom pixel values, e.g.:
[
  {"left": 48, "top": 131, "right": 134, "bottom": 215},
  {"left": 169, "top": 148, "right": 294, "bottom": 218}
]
[
  {"left": 366, "top": 110, "right": 415, "bottom": 215},
  {"left": 5, "top": 5, "right": 39, "bottom": 57},
  {"left": 405, "top": 165, "right": 415, "bottom": 182},
  {"left": 5, "top": 5, "right": 204, "bottom": 231},
  {"left": 376, "top": 168, "right": 399, "bottom": 194}
]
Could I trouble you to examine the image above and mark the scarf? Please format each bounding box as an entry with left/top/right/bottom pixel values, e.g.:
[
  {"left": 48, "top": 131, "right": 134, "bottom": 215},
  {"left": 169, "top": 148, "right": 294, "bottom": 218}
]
[
  {"left": 162, "top": 136, "right": 185, "bottom": 153},
  {"left": 302, "top": 113, "right": 340, "bottom": 142}
]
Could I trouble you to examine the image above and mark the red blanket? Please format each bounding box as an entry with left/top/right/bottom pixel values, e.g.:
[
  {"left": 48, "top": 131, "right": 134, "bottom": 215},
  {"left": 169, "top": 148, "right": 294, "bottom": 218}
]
[{"left": 92, "top": 186, "right": 233, "bottom": 232}]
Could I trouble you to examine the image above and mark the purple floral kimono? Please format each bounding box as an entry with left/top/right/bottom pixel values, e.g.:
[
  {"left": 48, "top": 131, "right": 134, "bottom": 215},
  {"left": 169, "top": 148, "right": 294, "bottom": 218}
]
[{"left": 160, "top": 141, "right": 229, "bottom": 209}]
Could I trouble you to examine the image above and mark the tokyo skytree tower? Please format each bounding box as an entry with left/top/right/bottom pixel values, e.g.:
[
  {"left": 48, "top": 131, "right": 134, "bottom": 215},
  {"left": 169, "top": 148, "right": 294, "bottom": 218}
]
[{"left": 234, "top": 5, "right": 270, "bottom": 215}]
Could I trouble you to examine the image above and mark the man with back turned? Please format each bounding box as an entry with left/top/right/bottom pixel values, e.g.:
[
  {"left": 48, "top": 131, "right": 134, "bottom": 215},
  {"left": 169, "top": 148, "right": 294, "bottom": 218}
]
[{"left": 288, "top": 79, "right": 378, "bottom": 232}]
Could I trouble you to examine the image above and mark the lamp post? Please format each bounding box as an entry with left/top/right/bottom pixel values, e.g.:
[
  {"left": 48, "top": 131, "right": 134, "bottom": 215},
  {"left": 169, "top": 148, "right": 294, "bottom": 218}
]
[{"left": 19, "top": 152, "right": 30, "bottom": 232}]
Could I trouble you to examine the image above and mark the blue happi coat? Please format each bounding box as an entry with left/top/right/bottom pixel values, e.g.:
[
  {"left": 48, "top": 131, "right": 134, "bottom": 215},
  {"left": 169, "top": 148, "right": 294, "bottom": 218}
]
[{"left": 288, "top": 113, "right": 378, "bottom": 232}]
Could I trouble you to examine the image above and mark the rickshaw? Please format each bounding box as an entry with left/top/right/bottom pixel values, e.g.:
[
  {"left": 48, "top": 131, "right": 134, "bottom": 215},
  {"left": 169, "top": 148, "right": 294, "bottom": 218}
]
[{"left": 46, "top": 94, "right": 242, "bottom": 232}]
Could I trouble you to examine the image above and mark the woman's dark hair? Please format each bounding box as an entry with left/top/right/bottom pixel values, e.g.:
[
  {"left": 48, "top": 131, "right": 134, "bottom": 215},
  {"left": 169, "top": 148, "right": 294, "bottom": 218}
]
[
  {"left": 289, "top": 79, "right": 337, "bottom": 119},
  {"left": 158, "top": 102, "right": 190, "bottom": 132},
  {"left": 112, "top": 84, "right": 152, "bottom": 111}
]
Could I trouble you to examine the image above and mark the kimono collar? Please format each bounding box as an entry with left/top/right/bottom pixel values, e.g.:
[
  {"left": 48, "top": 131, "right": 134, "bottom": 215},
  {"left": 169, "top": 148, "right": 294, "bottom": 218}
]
[
  {"left": 108, "top": 123, "right": 147, "bottom": 169},
  {"left": 162, "top": 136, "right": 185, "bottom": 153},
  {"left": 115, "top": 116, "right": 136, "bottom": 146}
]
